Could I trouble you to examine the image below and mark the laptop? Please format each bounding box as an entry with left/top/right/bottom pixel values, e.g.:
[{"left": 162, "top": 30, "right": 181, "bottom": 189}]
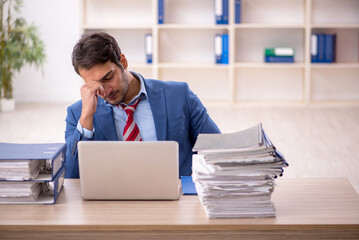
[{"left": 77, "top": 141, "right": 180, "bottom": 200}]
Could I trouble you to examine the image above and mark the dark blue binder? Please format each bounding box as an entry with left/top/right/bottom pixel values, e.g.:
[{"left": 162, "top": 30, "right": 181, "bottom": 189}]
[
  {"left": 222, "top": 0, "right": 229, "bottom": 24},
  {"left": 317, "top": 34, "right": 326, "bottom": 62},
  {"left": 265, "top": 56, "right": 294, "bottom": 63},
  {"left": 221, "top": 34, "right": 229, "bottom": 64},
  {"left": 235, "top": 0, "right": 241, "bottom": 23},
  {"left": 324, "top": 34, "right": 336, "bottom": 63},
  {"left": 158, "top": 0, "right": 164, "bottom": 24},
  {"left": 181, "top": 176, "right": 197, "bottom": 195},
  {"left": 0, "top": 142, "right": 66, "bottom": 181}
]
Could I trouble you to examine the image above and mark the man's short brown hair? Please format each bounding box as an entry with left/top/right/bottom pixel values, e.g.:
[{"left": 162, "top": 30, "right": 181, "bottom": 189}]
[{"left": 72, "top": 32, "right": 123, "bottom": 75}]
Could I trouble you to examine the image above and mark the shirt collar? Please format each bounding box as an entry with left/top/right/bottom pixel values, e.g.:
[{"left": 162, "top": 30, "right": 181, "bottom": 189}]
[{"left": 130, "top": 71, "right": 148, "bottom": 102}]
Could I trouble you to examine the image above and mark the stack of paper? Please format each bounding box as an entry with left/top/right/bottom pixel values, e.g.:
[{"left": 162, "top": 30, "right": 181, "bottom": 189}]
[
  {"left": 192, "top": 123, "right": 288, "bottom": 218},
  {"left": 0, "top": 181, "right": 42, "bottom": 202},
  {"left": 0, "top": 160, "right": 43, "bottom": 180}
]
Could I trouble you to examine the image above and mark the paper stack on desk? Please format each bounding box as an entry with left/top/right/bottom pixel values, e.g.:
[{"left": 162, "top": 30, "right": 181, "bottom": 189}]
[
  {"left": 0, "top": 143, "right": 66, "bottom": 204},
  {"left": 192, "top": 123, "right": 288, "bottom": 218}
]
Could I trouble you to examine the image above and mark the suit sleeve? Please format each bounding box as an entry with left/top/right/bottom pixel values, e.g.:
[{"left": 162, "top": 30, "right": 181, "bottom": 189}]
[
  {"left": 64, "top": 106, "right": 94, "bottom": 178},
  {"left": 184, "top": 83, "right": 221, "bottom": 145}
]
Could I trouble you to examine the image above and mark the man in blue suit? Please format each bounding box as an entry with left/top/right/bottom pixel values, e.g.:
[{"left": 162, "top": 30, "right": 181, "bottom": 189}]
[{"left": 65, "top": 32, "right": 220, "bottom": 178}]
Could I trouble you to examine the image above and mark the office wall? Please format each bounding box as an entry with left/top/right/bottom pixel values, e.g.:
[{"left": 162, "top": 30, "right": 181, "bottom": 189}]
[{"left": 13, "top": 0, "right": 82, "bottom": 103}]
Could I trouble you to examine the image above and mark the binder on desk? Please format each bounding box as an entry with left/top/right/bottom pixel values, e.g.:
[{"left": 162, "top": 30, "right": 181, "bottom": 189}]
[
  {"left": 0, "top": 166, "right": 65, "bottom": 204},
  {"left": 0, "top": 142, "right": 66, "bottom": 181},
  {"left": 181, "top": 176, "right": 197, "bottom": 195}
]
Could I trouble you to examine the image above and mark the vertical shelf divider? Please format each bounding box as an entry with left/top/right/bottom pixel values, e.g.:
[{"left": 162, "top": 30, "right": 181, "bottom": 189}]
[
  {"left": 229, "top": 0, "right": 236, "bottom": 105},
  {"left": 153, "top": 0, "right": 159, "bottom": 79},
  {"left": 304, "top": 0, "right": 312, "bottom": 105}
]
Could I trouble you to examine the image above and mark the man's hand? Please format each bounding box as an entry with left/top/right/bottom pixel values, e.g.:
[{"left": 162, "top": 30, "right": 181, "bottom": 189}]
[{"left": 79, "top": 82, "right": 105, "bottom": 130}]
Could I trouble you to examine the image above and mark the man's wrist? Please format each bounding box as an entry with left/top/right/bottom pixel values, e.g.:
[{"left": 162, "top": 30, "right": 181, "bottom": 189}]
[
  {"left": 79, "top": 113, "right": 94, "bottom": 130},
  {"left": 76, "top": 121, "right": 95, "bottom": 138}
]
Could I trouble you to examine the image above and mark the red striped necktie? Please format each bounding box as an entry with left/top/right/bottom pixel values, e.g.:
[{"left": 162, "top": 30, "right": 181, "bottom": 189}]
[{"left": 116, "top": 98, "right": 142, "bottom": 141}]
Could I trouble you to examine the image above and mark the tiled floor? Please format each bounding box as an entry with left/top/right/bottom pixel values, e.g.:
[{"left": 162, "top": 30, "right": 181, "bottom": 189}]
[{"left": 1, "top": 103, "right": 358, "bottom": 194}]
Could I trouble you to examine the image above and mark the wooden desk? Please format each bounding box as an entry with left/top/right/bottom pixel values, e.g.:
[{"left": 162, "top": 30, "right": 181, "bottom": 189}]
[{"left": 0, "top": 178, "right": 359, "bottom": 240}]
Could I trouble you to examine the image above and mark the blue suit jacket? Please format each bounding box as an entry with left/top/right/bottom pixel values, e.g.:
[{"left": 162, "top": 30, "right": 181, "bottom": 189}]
[{"left": 65, "top": 78, "right": 220, "bottom": 178}]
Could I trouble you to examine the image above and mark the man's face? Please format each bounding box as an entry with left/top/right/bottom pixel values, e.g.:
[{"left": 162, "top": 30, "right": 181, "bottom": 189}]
[{"left": 79, "top": 61, "right": 129, "bottom": 105}]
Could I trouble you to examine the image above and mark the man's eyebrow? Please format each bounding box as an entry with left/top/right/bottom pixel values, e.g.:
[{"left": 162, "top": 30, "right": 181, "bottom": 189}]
[{"left": 100, "top": 70, "right": 113, "bottom": 81}]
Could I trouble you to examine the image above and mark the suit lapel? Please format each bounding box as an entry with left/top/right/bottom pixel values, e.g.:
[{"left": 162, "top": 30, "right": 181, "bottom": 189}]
[
  {"left": 145, "top": 81, "right": 167, "bottom": 141},
  {"left": 94, "top": 97, "right": 118, "bottom": 141}
]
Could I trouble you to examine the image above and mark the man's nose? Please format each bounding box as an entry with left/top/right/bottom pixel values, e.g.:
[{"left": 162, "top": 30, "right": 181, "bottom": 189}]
[{"left": 104, "top": 84, "right": 113, "bottom": 97}]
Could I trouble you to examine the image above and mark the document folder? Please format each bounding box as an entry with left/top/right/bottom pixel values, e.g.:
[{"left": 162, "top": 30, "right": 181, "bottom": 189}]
[
  {"left": 0, "top": 142, "right": 66, "bottom": 181},
  {"left": 181, "top": 176, "right": 197, "bottom": 195},
  {"left": 0, "top": 166, "right": 65, "bottom": 204}
]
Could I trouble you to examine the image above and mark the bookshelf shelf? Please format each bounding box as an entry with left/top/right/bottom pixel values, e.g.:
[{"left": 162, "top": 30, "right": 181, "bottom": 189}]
[
  {"left": 311, "top": 63, "right": 359, "bottom": 69},
  {"left": 311, "top": 24, "right": 359, "bottom": 29},
  {"left": 158, "top": 63, "right": 229, "bottom": 69},
  {"left": 81, "top": 0, "right": 359, "bottom": 105},
  {"left": 234, "top": 24, "right": 306, "bottom": 29},
  {"left": 234, "top": 63, "right": 305, "bottom": 68},
  {"left": 83, "top": 25, "right": 153, "bottom": 30},
  {"left": 158, "top": 24, "right": 229, "bottom": 30}
]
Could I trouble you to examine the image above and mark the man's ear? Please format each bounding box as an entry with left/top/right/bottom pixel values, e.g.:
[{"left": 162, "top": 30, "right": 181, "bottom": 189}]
[{"left": 120, "top": 53, "right": 128, "bottom": 69}]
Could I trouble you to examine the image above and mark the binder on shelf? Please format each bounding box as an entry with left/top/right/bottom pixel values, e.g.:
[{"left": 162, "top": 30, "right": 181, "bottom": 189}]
[
  {"left": 158, "top": 0, "right": 164, "bottom": 24},
  {"left": 214, "top": 34, "right": 222, "bottom": 64},
  {"left": 145, "top": 34, "right": 153, "bottom": 64},
  {"left": 235, "top": 0, "right": 241, "bottom": 24},
  {"left": 0, "top": 142, "right": 66, "bottom": 181},
  {"left": 215, "top": 0, "right": 228, "bottom": 25},
  {"left": 324, "top": 34, "right": 336, "bottom": 63},
  {"left": 265, "top": 48, "right": 295, "bottom": 57},
  {"left": 317, "top": 34, "right": 326, "bottom": 62},
  {"left": 311, "top": 33, "right": 336, "bottom": 63},
  {"left": 221, "top": 34, "right": 229, "bottom": 64},
  {"left": 311, "top": 34, "right": 318, "bottom": 63},
  {"left": 181, "top": 176, "right": 197, "bottom": 195},
  {"left": 0, "top": 166, "right": 65, "bottom": 205},
  {"left": 265, "top": 56, "right": 294, "bottom": 63},
  {"left": 264, "top": 47, "right": 295, "bottom": 63},
  {"left": 222, "top": 0, "right": 229, "bottom": 24}
]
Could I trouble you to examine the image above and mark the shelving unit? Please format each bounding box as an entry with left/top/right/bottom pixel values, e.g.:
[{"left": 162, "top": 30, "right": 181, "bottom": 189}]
[{"left": 81, "top": 0, "right": 359, "bottom": 105}]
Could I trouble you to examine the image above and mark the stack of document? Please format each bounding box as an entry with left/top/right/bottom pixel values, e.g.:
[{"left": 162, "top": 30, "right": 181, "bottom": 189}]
[
  {"left": 0, "top": 181, "right": 42, "bottom": 202},
  {"left": 0, "top": 160, "right": 43, "bottom": 180},
  {"left": 0, "top": 142, "right": 66, "bottom": 204},
  {"left": 192, "top": 123, "right": 288, "bottom": 218}
]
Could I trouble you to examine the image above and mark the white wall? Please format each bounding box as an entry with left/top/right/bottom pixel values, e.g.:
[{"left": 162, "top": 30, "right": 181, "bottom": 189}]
[{"left": 13, "top": 0, "right": 82, "bottom": 103}]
